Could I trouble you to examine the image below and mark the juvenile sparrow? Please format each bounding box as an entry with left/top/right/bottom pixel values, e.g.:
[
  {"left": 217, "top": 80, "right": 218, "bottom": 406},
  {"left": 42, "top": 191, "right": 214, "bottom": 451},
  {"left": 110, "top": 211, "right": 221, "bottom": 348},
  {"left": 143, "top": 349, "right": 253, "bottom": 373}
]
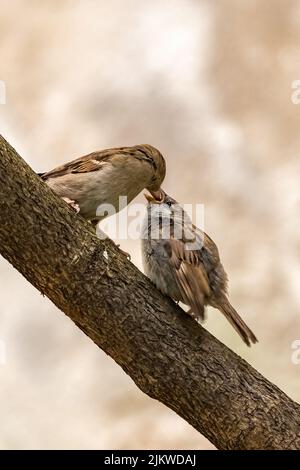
[
  {"left": 39, "top": 144, "right": 166, "bottom": 222},
  {"left": 141, "top": 191, "right": 258, "bottom": 346}
]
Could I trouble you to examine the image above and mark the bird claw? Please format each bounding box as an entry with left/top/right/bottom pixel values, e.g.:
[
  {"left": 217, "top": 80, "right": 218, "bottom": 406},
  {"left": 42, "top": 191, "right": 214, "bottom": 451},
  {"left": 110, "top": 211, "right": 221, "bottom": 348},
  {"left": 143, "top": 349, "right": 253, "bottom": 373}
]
[
  {"left": 62, "top": 197, "right": 80, "bottom": 213},
  {"left": 186, "top": 308, "right": 203, "bottom": 323},
  {"left": 116, "top": 244, "right": 131, "bottom": 260}
]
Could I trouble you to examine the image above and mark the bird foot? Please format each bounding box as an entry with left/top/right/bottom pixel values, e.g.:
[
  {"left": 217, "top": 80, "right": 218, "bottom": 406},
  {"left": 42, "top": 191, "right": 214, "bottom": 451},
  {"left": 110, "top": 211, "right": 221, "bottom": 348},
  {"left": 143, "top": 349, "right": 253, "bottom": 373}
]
[
  {"left": 116, "top": 244, "right": 131, "bottom": 261},
  {"left": 62, "top": 197, "right": 80, "bottom": 213},
  {"left": 186, "top": 308, "right": 203, "bottom": 323}
]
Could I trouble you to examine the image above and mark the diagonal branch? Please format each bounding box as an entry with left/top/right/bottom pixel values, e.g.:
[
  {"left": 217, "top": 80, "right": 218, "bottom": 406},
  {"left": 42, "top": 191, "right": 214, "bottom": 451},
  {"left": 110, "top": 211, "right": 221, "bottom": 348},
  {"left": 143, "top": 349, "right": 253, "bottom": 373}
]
[{"left": 0, "top": 134, "right": 299, "bottom": 450}]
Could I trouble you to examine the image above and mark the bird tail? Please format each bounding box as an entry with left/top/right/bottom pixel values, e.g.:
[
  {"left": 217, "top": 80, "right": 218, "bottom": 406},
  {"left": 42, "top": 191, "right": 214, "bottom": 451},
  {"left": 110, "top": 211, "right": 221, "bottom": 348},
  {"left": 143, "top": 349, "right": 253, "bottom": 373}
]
[{"left": 218, "top": 298, "right": 258, "bottom": 347}]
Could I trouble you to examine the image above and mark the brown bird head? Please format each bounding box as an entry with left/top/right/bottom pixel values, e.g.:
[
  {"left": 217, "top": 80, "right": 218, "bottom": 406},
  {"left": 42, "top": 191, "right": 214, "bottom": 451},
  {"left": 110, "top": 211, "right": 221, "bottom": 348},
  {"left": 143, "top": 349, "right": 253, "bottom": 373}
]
[{"left": 133, "top": 144, "right": 166, "bottom": 201}]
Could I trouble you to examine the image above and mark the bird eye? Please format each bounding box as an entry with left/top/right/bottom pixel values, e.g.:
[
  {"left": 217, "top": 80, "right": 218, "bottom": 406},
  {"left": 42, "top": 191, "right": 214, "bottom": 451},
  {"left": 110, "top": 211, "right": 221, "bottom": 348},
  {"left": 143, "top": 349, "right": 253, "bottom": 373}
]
[{"left": 166, "top": 201, "right": 172, "bottom": 207}]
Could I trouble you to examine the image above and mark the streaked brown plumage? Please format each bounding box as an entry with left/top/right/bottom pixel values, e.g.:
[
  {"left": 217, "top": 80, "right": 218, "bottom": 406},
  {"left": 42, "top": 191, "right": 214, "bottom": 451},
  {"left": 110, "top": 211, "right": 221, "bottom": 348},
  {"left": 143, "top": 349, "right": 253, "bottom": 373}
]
[
  {"left": 141, "top": 191, "right": 258, "bottom": 347},
  {"left": 39, "top": 144, "right": 166, "bottom": 222}
]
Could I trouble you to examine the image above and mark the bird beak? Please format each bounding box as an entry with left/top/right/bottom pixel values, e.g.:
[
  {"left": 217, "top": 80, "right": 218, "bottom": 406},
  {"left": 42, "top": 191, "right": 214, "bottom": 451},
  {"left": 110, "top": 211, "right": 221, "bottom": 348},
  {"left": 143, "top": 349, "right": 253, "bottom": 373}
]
[
  {"left": 144, "top": 193, "right": 158, "bottom": 204},
  {"left": 144, "top": 189, "right": 164, "bottom": 204}
]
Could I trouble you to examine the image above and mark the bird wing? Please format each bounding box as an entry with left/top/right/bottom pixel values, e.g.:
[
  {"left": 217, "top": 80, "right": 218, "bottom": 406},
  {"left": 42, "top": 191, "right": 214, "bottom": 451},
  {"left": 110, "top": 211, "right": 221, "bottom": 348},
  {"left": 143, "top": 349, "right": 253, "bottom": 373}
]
[
  {"left": 163, "top": 237, "right": 211, "bottom": 321},
  {"left": 39, "top": 149, "right": 125, "bottom": 180},
  {"left": 39, "top": 145, "right": 160, "bottom": 180}
]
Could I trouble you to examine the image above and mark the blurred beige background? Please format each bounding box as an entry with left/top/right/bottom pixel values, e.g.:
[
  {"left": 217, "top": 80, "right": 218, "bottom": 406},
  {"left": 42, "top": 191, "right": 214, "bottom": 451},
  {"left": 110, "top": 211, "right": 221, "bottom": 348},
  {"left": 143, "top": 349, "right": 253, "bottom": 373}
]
[{"left": 1, "top": 0, "right": 300, "bottom": 450}]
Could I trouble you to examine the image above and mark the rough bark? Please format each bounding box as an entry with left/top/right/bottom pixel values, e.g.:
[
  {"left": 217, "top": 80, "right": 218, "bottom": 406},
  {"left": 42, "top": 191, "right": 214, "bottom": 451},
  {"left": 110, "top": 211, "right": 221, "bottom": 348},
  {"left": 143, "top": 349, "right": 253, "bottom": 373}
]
[{"left": 0, "top": 134, "right": 299, "bottom": 450}]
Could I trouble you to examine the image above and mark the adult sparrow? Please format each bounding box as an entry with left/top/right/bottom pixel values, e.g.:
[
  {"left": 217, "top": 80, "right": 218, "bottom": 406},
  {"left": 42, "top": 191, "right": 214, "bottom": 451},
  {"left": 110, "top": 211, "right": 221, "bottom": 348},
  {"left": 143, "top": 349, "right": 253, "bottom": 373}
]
[
  {"left": 39, "top": 144, "right": 166, "bottom": 222},
  {"left": 141, "top": 191, "right": 257, "bottom": 346}
]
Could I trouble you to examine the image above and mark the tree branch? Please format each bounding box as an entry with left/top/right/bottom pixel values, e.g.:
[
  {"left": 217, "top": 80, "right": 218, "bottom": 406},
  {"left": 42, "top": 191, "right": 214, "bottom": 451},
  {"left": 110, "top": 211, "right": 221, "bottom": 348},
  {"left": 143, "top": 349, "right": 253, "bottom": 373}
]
[{"left": 0, "top": 134, "right": 299, "bottom": 450}]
